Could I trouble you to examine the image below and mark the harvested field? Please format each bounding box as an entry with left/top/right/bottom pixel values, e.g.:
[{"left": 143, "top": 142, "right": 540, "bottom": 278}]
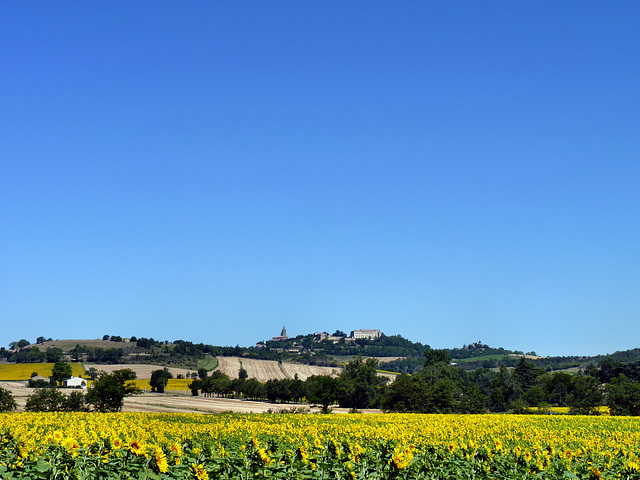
[
  {"left": 374, "top": 357, "right": 406, "bottom": 363},
  {"left": 216, "top": 357, "right": 340, "bottom": 382},
  {"left": 279, "top": 362, "right": 340, "bottom": 381}
]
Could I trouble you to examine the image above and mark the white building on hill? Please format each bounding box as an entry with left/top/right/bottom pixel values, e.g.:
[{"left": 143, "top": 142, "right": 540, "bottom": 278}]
[{"left": 350, "top": 329, "right": 382, "bottom": 340}]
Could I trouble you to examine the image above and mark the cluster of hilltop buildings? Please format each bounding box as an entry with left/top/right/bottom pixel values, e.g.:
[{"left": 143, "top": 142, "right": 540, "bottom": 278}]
[{"left": 268, "top": 326, "right": 382, "bottom": 344}]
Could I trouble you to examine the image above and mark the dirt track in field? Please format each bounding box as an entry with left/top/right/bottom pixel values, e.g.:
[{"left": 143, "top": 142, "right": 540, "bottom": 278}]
[{"left": 216, "top": 357, "right": 341, "bottom": 382}]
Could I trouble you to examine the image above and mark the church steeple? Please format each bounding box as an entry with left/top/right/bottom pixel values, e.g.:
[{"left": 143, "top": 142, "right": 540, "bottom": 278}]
[{"left": 281, "top": 325, "right": 287, "bottom": 338}]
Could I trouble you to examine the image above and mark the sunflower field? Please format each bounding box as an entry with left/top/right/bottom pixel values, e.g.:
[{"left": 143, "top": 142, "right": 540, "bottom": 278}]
[{"left": 1, "top": 412, "right": 640, "bottom": 479}]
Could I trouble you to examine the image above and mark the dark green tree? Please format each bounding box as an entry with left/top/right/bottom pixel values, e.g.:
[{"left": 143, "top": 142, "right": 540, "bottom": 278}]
[
  {"left": 189, "top": 379, "right": 203, "bottom": 396},
  {"left": 540, "top": 372, "right": 572, "bottom": 406},
  {"left": 65, "top": 390, "right": 88, "bottom": 412},
  {"left": 567, "top": 374, "right": 602, "bottom": 415},
  {"left": 239, "top": 367, "right": 248, "bottom": 380},
  {"left": 86, "top": 369, "right": 139, "bottom": 412},
  {"left": 606, "top": 376, "right": 640, "bottom": 416},
  {"left": 382, "top": 374, "right": 428, "bottom": 412},
  {"left": 338, "top": 356, "right": 388, "bottom": 409},
  {"left": 512, "top": 358, "right": 539, "bottom": 391},
  {"left": 489, "top": 365, "right": 520, "bottom": 412},
  {"left": 25, "top": 388, "right": 68, "bottom": 411},
  {"left": 50, "top": 362, "right": 73, "bottom": 386},
  {"left": 231, "top": 378, "right": 246, "bottom": 398},
  {"left": 306, "top": 375, "right": 339, "bottom": 413},
  {"left": 149, "top": 367, "right": 173, "bottom": 393},
  {"left": 242, "top": 378, "right": 265, "bottom": 400},
  {"left": 46, "top": 347, "right": 63, "bottom": 363},
  {"left": 0, "top": 386, "right": 17, "bottom": 412},
  {"left": 423, "top": 349, "right": 451, "bottom": 366},
  {"left": 10, "top": 339, "right": 30, "bottom": 350}
]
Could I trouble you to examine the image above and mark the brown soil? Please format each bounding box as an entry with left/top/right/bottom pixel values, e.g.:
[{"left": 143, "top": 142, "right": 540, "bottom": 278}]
[{"left": 216, "top": 357, "right": 341, "bottom": 382}]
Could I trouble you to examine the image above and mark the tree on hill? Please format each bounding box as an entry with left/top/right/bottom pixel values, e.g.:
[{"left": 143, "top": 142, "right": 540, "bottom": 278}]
[
  {"left": 46, "top": 347, "right": 63, "bottom": 363},
  {"left": 86, "top": 369, "right": 139, "bottom": 412},
  {"left": 10, "top": 339, "right": 30, "bottom": 350}
]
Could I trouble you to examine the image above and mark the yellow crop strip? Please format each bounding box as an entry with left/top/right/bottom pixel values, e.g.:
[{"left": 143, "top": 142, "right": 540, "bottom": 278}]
[
  {"left": 0, "top": 363, "right": 85, "bottom": 381},
  {"left": 129, "top": 378, "right": 195, "bottom": 391},
  {"left": 1, "top": 413, "right": 640, "bottom": 478}
]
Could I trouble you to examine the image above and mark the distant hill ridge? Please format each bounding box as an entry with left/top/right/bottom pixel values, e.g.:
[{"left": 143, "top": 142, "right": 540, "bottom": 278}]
[{"left": 3, "top": 334, "right": 639, "bottom": 375}]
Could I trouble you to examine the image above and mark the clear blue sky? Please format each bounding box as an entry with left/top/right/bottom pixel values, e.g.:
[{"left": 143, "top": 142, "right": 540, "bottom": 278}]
[{"left": 1, "top": 2, "right": 638, "bottom": 357}]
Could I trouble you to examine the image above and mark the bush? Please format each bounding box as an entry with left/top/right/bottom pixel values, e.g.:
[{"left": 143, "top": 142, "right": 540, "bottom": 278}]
[
  {"left": 0, "top": 386, "right": 17, "bottom": 412},
  {"left": 25, "top": 388, "right": 68, "bottom": 412},
  {"left": 28, "top": 378, "right": 49, "bottom": 388}
]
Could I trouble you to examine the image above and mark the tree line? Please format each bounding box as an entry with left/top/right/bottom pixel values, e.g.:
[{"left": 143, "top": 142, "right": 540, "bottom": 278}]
[{"left": 183, "top": 352, "right": 640, "bottom": 415}]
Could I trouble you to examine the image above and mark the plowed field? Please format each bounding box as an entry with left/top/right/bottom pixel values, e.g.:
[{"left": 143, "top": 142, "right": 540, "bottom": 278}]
[{"left": 216, "top": 357, "right": 340, "bottom": 382}]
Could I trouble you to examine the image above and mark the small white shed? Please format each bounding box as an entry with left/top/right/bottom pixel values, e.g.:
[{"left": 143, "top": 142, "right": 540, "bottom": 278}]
[{"left": 63, "top": 376, "right": 87, "bottom": 388}]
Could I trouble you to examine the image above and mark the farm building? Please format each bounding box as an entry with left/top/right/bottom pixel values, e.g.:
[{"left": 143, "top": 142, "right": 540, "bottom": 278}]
[{"left": 63, "top": 376, "right": 87, "bottom": 388}]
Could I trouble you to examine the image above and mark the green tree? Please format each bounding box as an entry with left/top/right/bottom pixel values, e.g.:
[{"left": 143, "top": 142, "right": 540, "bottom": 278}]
[
  {"left": 65, "top": 390, "right": 88, "bottom": 412},
  {"left": 423, "top": 349, "right": 451, "bottom": 366},
  {"left": 25, "top": 388, "right": 68, "bottom": 411},
  {"left": 523, "top": 385, "right": 546, "bottom": 407},
  {"left": 239, "top": 367, "right": 248, "bottom": 380},
  {"left": 0, "top": 386, "right": 17, "bottom": 412},
  {"left": 149, "top": 367, "right": 173, "bottom": 393},
  {"left": 306, "top": 375, "right": 339, "bottom": 413},
  {"left": 382, "top": 374, "right": 428, "bottom": 412},
  {"left": 567, "top": 375, "right": 602, "bottom": 415},
  {"left": 512, "top": 358, "right": 539, "bottom": 391},
  {"left": 189, "top": 379, "right": 203, "bottom": 396},
  {"left": 86, "top": 369, "right": 139, "bottom": 412},
  {"left": 338, "top": 356, "right": 388, "bottom": 409},
  {"left": 25, "top": 388, "right": 88, "bottom": 412},
  {"left": 10, "top": 339, "right": 30, "bottom": 350},
  {"left": 46, "top": 347, "right": 63, "bottom": 363},
  {"left": 50, "top": 362, "right": 73, "bottom": 386},
  {"left": 242, "top": 378, "right": 265, "bottom": 400},
  {"left": 606, "top": 376, "right": 640, "bottom": 416}
]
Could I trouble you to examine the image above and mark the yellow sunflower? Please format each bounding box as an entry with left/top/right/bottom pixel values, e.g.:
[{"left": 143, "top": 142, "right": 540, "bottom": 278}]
[
  {"left": 191, "top": 462, "right": 209, "bottom": 480},
  {"left": 154, "top": 446, "right": 168, "bottom": 473}
]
